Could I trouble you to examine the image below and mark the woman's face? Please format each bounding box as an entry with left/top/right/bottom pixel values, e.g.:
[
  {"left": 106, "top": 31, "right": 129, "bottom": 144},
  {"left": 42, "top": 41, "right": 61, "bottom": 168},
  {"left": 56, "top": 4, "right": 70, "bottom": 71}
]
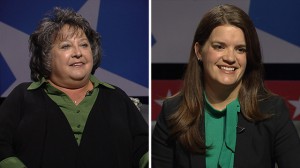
[
  {"left": 195, "top": 24, "right": 247, "bottom": 88},
  {"left": 49, "top": 25, "right": 93, "bottom": 88}
]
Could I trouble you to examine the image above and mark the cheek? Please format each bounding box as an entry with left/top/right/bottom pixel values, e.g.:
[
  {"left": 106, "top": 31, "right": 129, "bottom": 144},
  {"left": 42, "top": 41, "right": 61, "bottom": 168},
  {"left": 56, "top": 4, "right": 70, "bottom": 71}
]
[
  {"left": 237, "top": 57, "right": 247, "bottom": 77},
  {"left": 201, "top": 56, "right": 215, "bottom": 73},
  {"left": 89, "top": 53, "right": 94, "bottom": 61},
  {"left": 87, "top": 55, "right": 94, "bottom": 66},
  {"left": 239, "top": 56, "right": 247, "bottom": 68},
  {"left": 53, "top": 56, "right": 65, "bottom": 65},
  {"left": 202, "top": 57, "right": 218, "bottom": 72},
  {"left": 203, "top": 49, "right": 220, "bottom": 63},
  {"left": 85, "top": 50, "right": 93, "bottom": 60},
  {"left": 202, "top": 63, "right": 214, "bottom": 77}
]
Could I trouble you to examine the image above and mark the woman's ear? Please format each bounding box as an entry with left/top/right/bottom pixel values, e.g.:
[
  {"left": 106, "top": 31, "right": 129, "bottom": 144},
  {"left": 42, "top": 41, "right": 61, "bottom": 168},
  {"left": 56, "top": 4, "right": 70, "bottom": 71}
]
[{"left": 194, "top": 42, "right": 202, "bottom": 61}]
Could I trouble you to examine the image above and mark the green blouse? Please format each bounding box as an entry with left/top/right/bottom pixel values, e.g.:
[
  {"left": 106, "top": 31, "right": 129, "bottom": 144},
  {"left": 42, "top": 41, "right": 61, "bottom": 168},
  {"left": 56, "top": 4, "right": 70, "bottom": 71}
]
[
  {"left": 28, "top": 75, "right": 115, "bottom": 145},
  {"left": 205, "top": 96, "right": 240, "bottom": 168}
]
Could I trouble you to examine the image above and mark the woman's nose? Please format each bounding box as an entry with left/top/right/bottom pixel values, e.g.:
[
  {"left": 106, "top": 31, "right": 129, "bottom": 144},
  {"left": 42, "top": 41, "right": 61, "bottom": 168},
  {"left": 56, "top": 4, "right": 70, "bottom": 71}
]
[
  {"left": 72, "top": 46, "right": 82, "bottom": 58},
  {"left": 222, "top": 49, "right": 236, "bottom": 63}
]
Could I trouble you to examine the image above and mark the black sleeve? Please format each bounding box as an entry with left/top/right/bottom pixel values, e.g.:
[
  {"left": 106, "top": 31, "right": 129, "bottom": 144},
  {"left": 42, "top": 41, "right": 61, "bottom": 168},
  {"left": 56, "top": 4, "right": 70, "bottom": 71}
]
[
  {"left": 273, "top": 98, "right": 300, "bottom": 167},
  {"left": 0, "top": 83, "right": 28, "bottom": 161},
  {"left": 152, "top": 99, "right": 174, "bottom": 168},
  {"left": 115, "top": 87, "right": 149, "bottom": 168}
]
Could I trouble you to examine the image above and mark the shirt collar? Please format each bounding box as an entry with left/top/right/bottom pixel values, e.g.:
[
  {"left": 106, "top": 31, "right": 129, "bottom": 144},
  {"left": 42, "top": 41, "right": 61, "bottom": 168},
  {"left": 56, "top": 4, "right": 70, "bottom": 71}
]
[
  {"left": 204, "top": 93, "right": 241, "bottom": 166},
  {"left": 204, "top": 92, "right": 240, "bottom": 114},
  {"left": 27, "top": 75, "right": 115, "bottom": 90},
  {"left": 90, "top": 74, "right": 115, "bottom": 89},
  {"left": 27, "top": 77, "right": 47, "bottom": 90}
]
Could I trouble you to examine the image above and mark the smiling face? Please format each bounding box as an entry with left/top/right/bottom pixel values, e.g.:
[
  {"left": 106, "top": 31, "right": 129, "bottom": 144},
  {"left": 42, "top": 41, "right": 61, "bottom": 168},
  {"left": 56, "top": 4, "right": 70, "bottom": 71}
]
[
  {"left": 195, "top": 24, "right": 247, "bottom": 90},
  {"left": 49, "top": 24, "right": 93, "bottom": 89}
]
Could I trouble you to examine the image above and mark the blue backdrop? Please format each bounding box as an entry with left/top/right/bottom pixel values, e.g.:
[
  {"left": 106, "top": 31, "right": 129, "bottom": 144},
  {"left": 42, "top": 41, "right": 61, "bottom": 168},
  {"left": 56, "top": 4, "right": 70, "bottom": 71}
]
[{"left": 0, "top": 0, "right": 149, "bottom": 97}]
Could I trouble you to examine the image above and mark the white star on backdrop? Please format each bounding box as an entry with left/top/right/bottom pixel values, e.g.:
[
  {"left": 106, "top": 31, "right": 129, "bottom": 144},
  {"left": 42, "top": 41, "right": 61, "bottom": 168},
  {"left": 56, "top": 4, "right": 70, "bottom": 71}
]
[
  {"left": 0, "top": 22, "right": 30, "bottom": 96},
  {"left": 289, "top": 97, "right": 300, "bottom": 119},
  {"left": 155, "top": 89, "right": 172, "bottom": 106},
  {"left": 152, "top": 0, "right": 300, "bottom": 63},
  {"left": 0, "top": 0, "right": 147, "bottom": 97}
]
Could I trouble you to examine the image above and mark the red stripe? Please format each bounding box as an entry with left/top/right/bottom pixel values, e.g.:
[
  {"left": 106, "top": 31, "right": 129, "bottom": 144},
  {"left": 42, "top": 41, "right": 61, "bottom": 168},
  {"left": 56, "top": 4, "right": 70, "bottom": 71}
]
[{"left": 152, "top": 80, "right": 300, "bottom": 120}]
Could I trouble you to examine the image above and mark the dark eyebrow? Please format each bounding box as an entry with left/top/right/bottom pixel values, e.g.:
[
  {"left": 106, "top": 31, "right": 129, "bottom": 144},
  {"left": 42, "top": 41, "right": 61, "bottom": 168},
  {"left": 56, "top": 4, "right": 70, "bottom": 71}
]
[
  {"left": 211, "top": 41, "right": 225, "bottom": 45},
  {"left": 236, "top": 44, "right": 246, "bottom": 48},
  {"left": 211, "top": 41, "right": 246, "bottom": 47}
]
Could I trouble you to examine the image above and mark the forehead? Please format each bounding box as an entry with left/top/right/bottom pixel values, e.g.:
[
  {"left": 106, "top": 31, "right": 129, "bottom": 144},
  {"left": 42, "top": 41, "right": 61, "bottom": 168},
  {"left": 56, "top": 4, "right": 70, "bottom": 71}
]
[
  {"left": 55, "top": 24, "right": 86, "bottom": 41},
  {"left": 209, "top": 25, "right": 245, "bottom": 43}
]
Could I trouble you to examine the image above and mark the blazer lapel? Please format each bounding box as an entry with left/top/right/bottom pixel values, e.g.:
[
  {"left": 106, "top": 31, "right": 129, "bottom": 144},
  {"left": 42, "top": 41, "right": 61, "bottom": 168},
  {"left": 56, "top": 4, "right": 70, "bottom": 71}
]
[
  {"left": 190, "top": 113, "right": 206, "bottom": 168},
  {"left": 190, "top": 153, "right": 206, "bottom": 168},
  {"left": 234, "top": 113, "right": 249, "bottom": 166}
]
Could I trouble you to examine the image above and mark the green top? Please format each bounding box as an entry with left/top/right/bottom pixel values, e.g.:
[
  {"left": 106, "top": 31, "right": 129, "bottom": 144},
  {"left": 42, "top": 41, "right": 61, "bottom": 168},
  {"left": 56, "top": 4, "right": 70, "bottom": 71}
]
[
  {"left": 0, "top": 75, "right": 148, "bottom": 168},
  {"left": 205, "top": 96, "right": 240, "bottom": 168},
  {"left": 28, "top": 75, "right": 114, "bottom": 145}
]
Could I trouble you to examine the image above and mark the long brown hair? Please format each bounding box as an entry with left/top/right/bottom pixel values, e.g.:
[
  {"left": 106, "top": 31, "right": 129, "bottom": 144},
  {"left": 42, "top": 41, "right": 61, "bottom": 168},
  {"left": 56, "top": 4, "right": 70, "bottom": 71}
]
[{"left": 168, "top": 4, "right": 272, "bottom": 154}]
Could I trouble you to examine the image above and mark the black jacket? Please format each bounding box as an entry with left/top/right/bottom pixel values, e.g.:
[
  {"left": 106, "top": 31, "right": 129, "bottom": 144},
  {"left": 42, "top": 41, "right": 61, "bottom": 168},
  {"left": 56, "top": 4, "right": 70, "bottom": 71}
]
[
  {"left": 152, "top": 95, "right": 300, "bottom": 168},
  {"left": 0, "top": 83, "right": 148, "bottom": 168}
]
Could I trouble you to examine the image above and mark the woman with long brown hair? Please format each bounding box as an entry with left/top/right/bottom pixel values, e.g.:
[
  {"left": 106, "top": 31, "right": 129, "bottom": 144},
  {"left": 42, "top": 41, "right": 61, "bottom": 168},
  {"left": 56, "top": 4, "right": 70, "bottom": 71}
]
[{"left": 152, "top": 4, "right": 300, "bottom": 168}]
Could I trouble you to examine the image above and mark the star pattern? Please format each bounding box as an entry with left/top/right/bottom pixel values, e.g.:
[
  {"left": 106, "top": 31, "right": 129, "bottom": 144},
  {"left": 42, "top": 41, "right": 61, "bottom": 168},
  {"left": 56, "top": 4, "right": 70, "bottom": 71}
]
[
  {"left": 152, "top": 0, "right": 300, "bottom": 63},
  {"left": 0, "top": 0, "right": 148, "bottom": 97},
  {"left": 151, "top": 0, "right": 300, "bottom": 122},
  {"left": 154, "top": 89, "right": 172, "bottom": 106},
  {"left": 289, "top": 97, "right": 300, "bottom": 119}
]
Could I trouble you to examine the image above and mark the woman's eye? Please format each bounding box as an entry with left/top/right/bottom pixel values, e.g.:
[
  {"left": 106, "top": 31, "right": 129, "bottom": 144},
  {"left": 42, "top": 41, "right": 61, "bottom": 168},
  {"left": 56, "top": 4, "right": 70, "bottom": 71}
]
[
  {"left": 61, "top": 44, "right": 70, "bottom": 49},
  {"left": 236, "top": 47, "right": 247, "bottom": 54},
  {"left": 81, "top": 43, "right": 89, "bottom": 47},
  {"left": 213, "top": 44, "right": 224, "bottom": 50}
]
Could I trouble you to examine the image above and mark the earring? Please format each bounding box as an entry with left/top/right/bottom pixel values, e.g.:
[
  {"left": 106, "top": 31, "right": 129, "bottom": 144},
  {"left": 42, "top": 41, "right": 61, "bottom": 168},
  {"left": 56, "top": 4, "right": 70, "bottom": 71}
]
[{"left": 197, "top": 58, "right": 202, "bottom": 65}]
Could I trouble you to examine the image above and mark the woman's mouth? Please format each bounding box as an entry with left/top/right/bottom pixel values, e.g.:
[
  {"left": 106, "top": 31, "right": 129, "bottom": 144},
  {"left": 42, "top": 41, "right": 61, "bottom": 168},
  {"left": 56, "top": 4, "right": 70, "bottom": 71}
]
[
  {"left": 218, "top": 65, "right": 236, "bottom": 71},
  {"left": 70, "top": 62, "right": 84, "bottom": 67}
]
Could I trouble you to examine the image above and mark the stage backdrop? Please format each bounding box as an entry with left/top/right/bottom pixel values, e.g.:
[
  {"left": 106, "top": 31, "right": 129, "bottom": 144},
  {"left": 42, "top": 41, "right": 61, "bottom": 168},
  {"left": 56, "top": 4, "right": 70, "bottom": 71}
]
[
  {"left": 152, "top": 0, "right": 300, "bottom": 135},
  {"left": 0, "top": 0, "right": 149, "bottom": 103}
]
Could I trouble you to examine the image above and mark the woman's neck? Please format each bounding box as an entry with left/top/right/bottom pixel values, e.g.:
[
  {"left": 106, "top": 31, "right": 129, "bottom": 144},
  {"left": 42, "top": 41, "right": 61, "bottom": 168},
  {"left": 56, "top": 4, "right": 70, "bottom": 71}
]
[
  {"left": 204, "top": 82, "right": 241, "bottom": 111},
  {"left": 48, "top": 79, "right": 93, "bottom": 105}
]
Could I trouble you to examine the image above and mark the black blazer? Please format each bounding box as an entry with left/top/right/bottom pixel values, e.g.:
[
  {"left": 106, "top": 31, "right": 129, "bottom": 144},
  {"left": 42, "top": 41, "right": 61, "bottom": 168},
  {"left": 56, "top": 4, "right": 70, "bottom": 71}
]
[
  {"left": 0, "top": 83, "right": 148, "bottom": 168},
  {"left": 152, "top": 95, "right": 300, "bottom": 168}
]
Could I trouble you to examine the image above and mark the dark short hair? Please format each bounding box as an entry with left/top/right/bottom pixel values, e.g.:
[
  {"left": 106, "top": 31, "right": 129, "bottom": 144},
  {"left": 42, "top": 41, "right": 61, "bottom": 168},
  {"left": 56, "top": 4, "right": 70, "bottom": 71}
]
[{"left": 29, "top": 7, "right": 101, "bottom": 81}]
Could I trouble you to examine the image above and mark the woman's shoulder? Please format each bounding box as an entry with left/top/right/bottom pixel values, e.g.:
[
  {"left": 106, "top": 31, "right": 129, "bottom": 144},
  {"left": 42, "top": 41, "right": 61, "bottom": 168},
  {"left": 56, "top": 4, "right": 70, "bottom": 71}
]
[
  {"left": 16, "top": 82, "right": 32, "bottom": 89},
  {"left": 98, "top": 83, "right": 127, "bottom": 97},
  {"left": 8, "top": 82, "right": 33, "bottom": 95},
  {"left": 259, "top": 95, "right": 287, "bottom": 114},
  {"left": 98, "top": 83, "right": 138, "bottom": 107},
  {"left": 163, "top": 95, "right": 182, "bottom": 106},
  {"left": 160, "top": 95, "right": 183, "bottom": 117},
  {"left": 1, "top": 82, "right": 35, "bottom": 106},
  {"left": 258, "top": 95, "right": 292, "bottom": 126}
]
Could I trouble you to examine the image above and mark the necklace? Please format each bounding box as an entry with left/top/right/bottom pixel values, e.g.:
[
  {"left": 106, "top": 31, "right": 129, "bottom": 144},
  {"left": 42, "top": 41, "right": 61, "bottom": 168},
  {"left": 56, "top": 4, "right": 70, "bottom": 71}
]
[
  {"left": 71, "top": 93, "right": 84, "bottom": 105},
  {"left": 73, "top": 95, "right": 84, "bottom": 105},
  {"left": 73, "top": 89, "right": 93, "bottom": 105}
]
